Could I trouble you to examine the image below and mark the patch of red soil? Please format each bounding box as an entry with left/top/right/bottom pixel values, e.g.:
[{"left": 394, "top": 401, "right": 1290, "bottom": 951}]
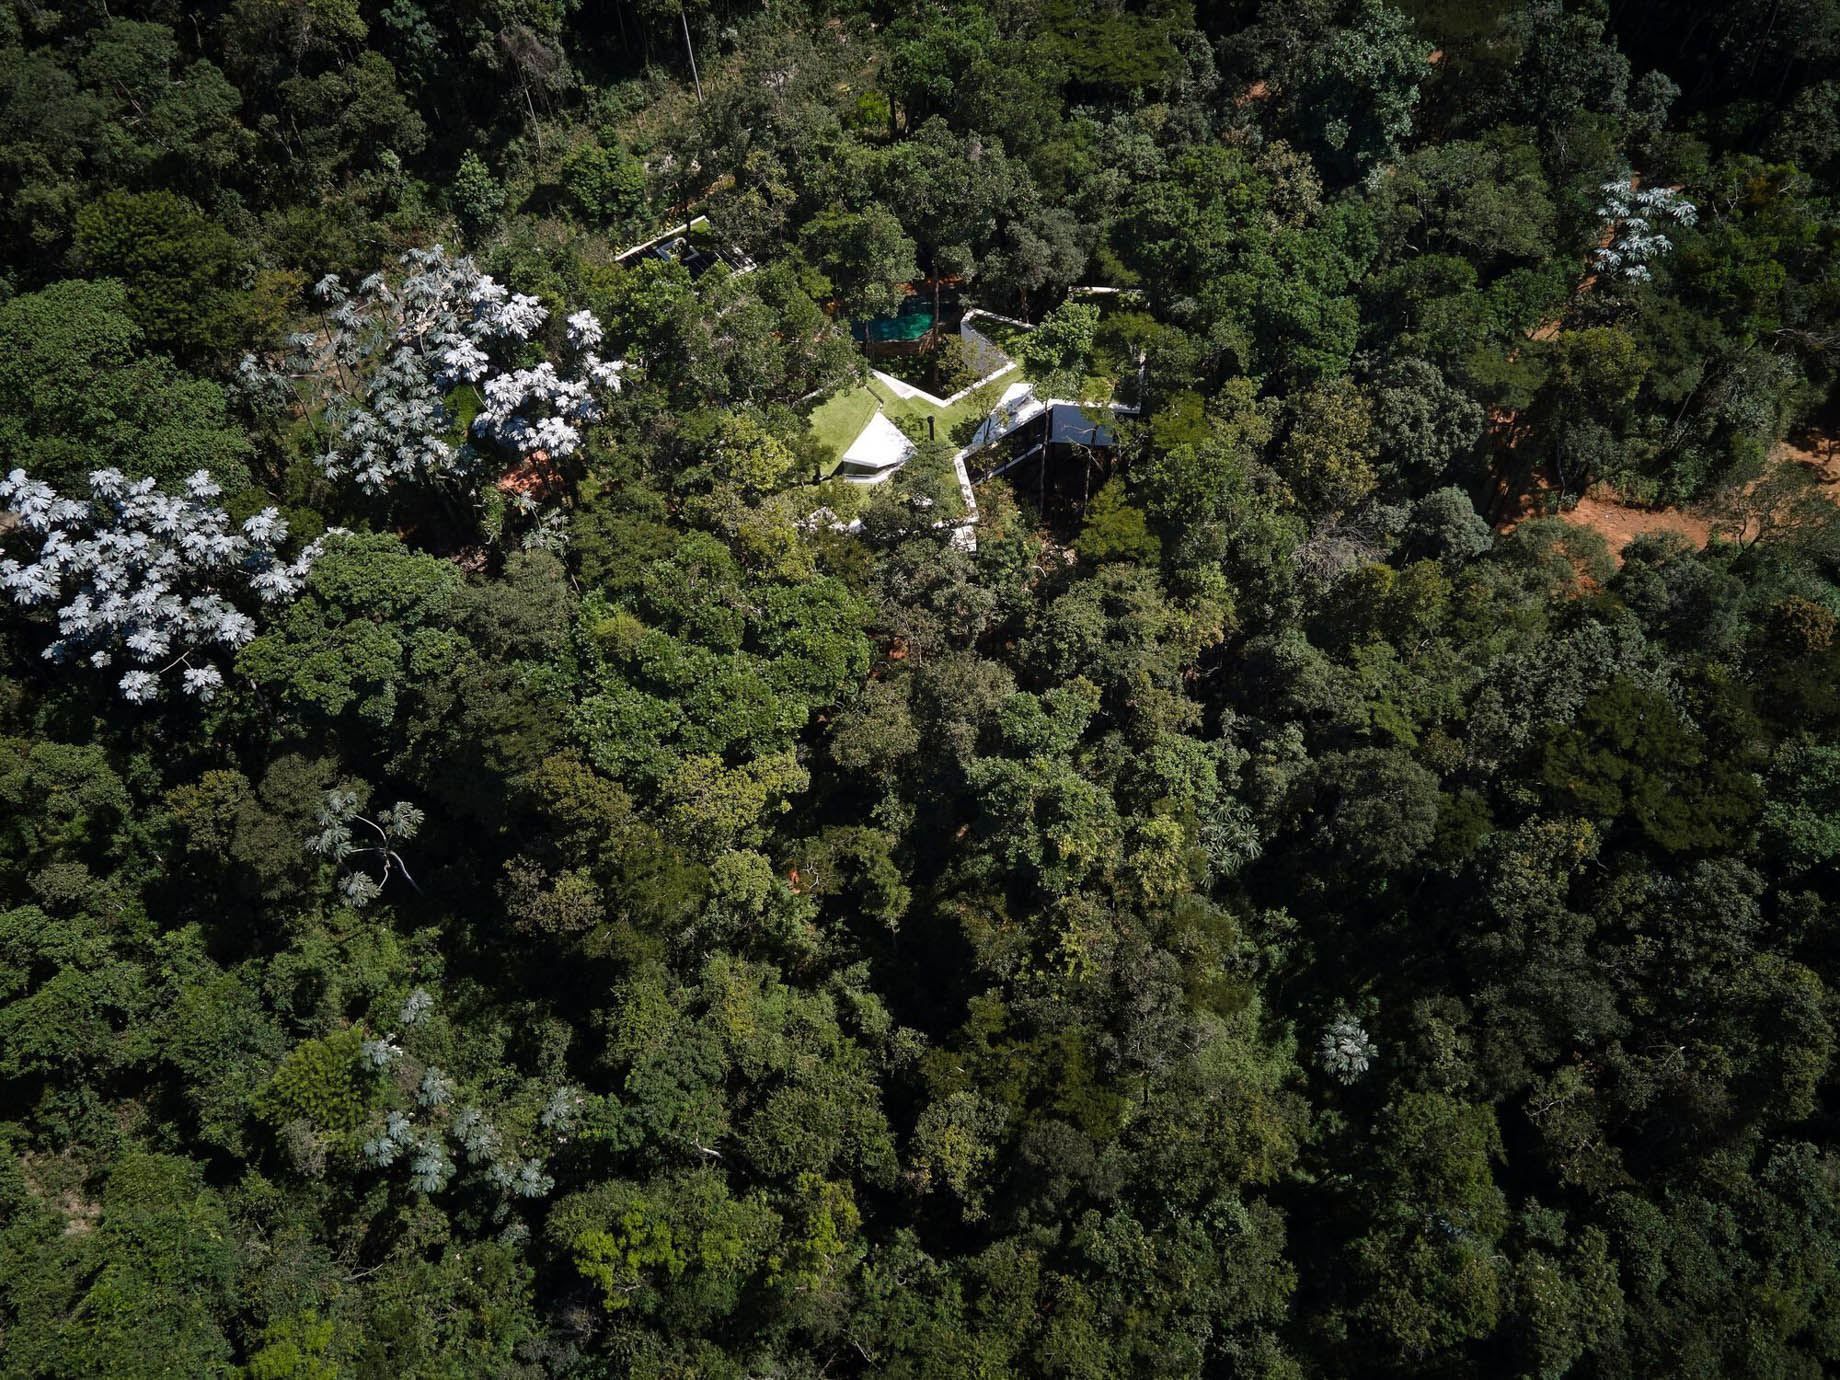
[
  {"left": 495, "top": 449, "right": 567, "bottom": 503},
  {"left": 1495, "top": 430, "right": 1840, "bottom": 566},
  {"left": 1774, "top": 431, "right": 1840, "bottom": 490},
  {"left": 1556, "top": 492, "right": 1711, "bottom": 558},
  {"left": 1497, "top": 474, "right": 1710, "bottom": 565}
]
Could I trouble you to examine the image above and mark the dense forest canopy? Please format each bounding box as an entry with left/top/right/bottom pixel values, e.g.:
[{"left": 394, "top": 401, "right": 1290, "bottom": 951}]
[{"left": 3, "top": 0, "right": 1840, "bottom": 1374}]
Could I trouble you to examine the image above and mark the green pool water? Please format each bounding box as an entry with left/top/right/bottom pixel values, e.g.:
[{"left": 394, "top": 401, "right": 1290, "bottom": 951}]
[{"left": 854, "top": 296, "right": 936, "bottom": 342}]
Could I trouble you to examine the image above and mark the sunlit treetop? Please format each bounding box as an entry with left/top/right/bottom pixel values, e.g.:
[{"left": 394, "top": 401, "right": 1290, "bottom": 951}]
[
  {"left": 253, "top": 246, "right": 626, "bottom": 495},
  {"left": 0, "top": 465, "right": 330, "bottom": 702}
]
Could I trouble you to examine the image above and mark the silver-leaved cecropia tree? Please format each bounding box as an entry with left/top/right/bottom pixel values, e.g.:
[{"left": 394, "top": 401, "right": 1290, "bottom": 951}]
[
  {"left": 0, "top": 467, "right": 330, "bottom": 702},
  {"left": 1594, "top": 177, "right": 1698, "bottom": 282},
  {"left": 260, "top": 246, "right": 625, "bottom": 494}
]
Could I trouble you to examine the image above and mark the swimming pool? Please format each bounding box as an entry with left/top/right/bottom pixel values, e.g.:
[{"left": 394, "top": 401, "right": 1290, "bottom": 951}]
[{"left": 853, "top": 295, "right": 936, "bottom": 343}]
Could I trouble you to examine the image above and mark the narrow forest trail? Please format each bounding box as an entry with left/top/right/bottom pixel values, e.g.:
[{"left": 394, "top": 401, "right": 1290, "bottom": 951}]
[{"left": 1483, "top": 178, "right": 1632, "bottom": 521}]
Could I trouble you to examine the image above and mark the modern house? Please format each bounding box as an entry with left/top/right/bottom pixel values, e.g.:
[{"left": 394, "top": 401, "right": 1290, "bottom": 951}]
[
  {"left": 810, "top": 296, "right": 1144, "bottom": 548},
  {"left": 965, "top": 395, "right": 1121, "bottom": 485}
]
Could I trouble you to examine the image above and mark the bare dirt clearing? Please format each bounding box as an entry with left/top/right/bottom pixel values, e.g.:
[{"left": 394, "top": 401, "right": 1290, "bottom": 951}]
[{"left": 1496, "top": 430, "right": 1839, "bottom": 564}]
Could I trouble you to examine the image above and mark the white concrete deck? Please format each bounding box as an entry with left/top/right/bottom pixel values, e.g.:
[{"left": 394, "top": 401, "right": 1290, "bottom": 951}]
[{"left": 953, "top": 382, "right": 1048, "bottom": 456}]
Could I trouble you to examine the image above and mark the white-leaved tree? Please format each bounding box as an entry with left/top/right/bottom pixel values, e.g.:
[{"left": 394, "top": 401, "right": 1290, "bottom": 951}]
[
  {"left": 305, "top": 788, "right": 425, "bottom": 907},
  {"left": 0, "top": 467, "right": 329, "bottom": 703},
  {"left": 251, "top": 246, "right": 624, "bottom": 494},
  {"left": 352, "top": 987, "right": 577, "bottom": 1201},
  {"left": 1593, "top": 177, "right": 1698, "bottom": 282},
  {"left": 1320, "top": 1011, "right": 1379, "bottom": 1084}
]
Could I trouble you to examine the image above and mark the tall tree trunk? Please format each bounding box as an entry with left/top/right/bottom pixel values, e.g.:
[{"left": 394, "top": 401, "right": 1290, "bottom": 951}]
[
  {"left": 524, "top": 82, "right": 544, "bottom": 153},
  {"left": 682, "top": 7, "right": 704, "bottom": 105}
]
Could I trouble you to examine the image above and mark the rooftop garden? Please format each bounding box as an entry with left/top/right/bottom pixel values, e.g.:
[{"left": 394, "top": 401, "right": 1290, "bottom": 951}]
[
  {"left": 989, "top": 295, "right": 1145, "bottom": 408},
  {"left": 805, "top": 367, "right": 1016, "bottom": 474}
]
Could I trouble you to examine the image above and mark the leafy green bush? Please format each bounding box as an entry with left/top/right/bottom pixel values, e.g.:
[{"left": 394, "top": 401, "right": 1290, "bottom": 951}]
[{"left": 254, "top": 1027, "right": 377, "bottom": 1139}]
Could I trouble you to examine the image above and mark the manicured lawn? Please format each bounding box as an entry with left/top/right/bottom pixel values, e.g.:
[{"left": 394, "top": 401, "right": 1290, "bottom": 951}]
[
  {"left": 875, "top": 373, "right": 1014, "bottom": 450},
  {"left": 805, "top": 369, "right": 1018, "bottom": 466},
  {"left": 806, "top": 385, "right": 882, "bottom": 473}
]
